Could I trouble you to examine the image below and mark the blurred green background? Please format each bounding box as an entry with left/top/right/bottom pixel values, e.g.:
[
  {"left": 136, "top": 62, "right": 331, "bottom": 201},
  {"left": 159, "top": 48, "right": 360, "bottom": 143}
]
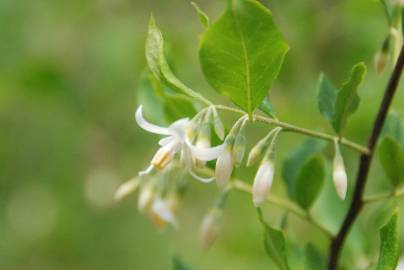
[{"left": 0, "top": 0, "right": 403, "bottom": 269}]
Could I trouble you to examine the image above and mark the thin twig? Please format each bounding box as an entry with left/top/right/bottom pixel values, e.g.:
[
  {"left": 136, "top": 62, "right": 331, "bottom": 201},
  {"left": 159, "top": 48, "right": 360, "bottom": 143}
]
[
  {"left": 214, "top": 105, "right": 370, "bottom": 155},
  {"left": 328, "top": 46, "right": 404, "bottom": 270}
]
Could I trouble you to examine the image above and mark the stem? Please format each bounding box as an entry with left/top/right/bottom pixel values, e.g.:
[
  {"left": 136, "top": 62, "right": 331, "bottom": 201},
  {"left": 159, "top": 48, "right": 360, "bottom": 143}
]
[
  {"left": 232, "top": 180, "right": 334, "bottom": 238},
  {"left": 215, "top": 105, "right": 370, "bottom": 155},
  {"left": 328, "top": 46, "right": 404, "bottom": 270},
  {"left": 363, "top": 186, "right": 404, "bottom": 204}
]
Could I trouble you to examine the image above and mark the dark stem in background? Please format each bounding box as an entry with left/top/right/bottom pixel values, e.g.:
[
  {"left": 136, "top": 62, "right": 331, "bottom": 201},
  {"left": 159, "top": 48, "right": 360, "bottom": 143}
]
[{"left": 328, "top": 46, "right": 404, "bottom": 270}]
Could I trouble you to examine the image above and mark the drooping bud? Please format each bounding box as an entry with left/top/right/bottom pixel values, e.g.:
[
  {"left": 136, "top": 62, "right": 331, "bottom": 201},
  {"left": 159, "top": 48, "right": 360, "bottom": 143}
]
[
  {"left": 195, "top": 123, "right": 211, "bottom": 167},
  {"left": 138, "top": 184, "right": 154, "bottom": 212},
  {"left": 114, "top": 177, "right": 140, "bottom": 201},
  {"left": 252, "top": 159, "right": 275, "bottom": 207},
  {"left": 211, "top": 107, "right": 225, "bottom": 140},
  {"left": 215, "top": 135, "right": 234, "bottom": 188},
  {"left": 199, "top": 208, "right": 222, "bottom": 249},
  {"left": 374, "top": 37, "right": 390, "bottom": 75},
  {"left": 333, "top": 142, "right": 348, "bottom": 200},
  {"left": 232, "top": 126, "right": 247, "bottom": 167}
]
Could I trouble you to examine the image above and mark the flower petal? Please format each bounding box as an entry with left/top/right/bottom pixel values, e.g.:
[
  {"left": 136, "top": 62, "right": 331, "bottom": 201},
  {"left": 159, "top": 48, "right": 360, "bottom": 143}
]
[
  {"left": 186, "top": 141, "right": 225, "bottom": 161},
  {"left": 188, "top": 169, "right": 215, "bottom": 183},
  {"left": 135, "top": 106, "right": 172, "bottom": 135},
  {"left": 159, "top": 136, "right": 175, "bottom": 146}
]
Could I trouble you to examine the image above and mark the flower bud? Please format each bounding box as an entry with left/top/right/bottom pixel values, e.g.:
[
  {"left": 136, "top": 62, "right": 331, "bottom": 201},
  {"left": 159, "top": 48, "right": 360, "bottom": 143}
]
[
  {"left": 252, "top": 159, "right": 275, "bottom": 207},
  {"left": 333, "top": 144, "right": 348, "bottom": 200},
  {"left": 114, "top": 177, "right": 140, "bottom": 201},
  {"left": 215, "top": 142, "right": 233, "bottom": 188},
  {"left": 138, "top": 184, "right": 154, "bottom": 212},
  {"left": 199, "top": 208, "right": 222, "bottom": 249},
  {"left": 232, "top": 133, "right": 246, "bottom": 167},
  {"left": 374, "top": 50, "right": 388, "bottom": 75},
  {"left": 195, "top": 123, "right": 211, "bottom": 167}
]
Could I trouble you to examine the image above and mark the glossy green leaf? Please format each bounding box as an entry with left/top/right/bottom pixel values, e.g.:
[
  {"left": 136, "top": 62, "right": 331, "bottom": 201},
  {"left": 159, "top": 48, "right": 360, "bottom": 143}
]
[
  {"left": 304, "top": 244, "right": 326, "bottom": 270},
  {"left": 294, "top": 155, "right": 325, "bottom": 209},
  {"left": 172, "top": 256, "right": 191, "bottom": 270},
  {"left": 262, "top": 224, "right": 290, "bottom": 270},
  {"left": 137, "top": 70, "right": 166, "bottom": 125},
  {"left": 259, "top": 97, "right": 277, "bottom": 119},
  {"left": 375, "top": 212, "right": 400, "bottom": 270},
  {"left": 146, "top": 16, "right": 208, "bottom": 103},
  {"left": 191, "top": 2, "right": 210, "bottom": 28},
  {"left": 379, "top": 137, "right": 404, "bottom": 187},
  {"left": 317, "top": 73, "right": 337, "bottom": 121},
  {"left": 332, "top": 62, "right": 367, "bottom": 133},
  {"left": 282, "top": 138, "right": 326, "bottom": 198},
  {"left": 199, "top": 0, "right": 289, "bottom": 117},
  {"left": 164, "top": 94, "right": 197, "bottom": 121}
]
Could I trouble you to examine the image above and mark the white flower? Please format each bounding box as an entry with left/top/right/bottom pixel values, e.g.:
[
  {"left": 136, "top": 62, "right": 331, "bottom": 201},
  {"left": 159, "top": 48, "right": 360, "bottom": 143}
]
[
  {"left": 138, "top": 184, "right": 154, "bottom": 212},
  {"left": 333, "top": 145, "right": 348, "bottom": 200},
  {"left": 252, "top": 160, "right": 275, "bottom": 207},
  {"left": 148, "top": 196, "right": 178, "bottom": 230},
  {"left": 136, "top": 105, "right": 224, "bottom": 183}
]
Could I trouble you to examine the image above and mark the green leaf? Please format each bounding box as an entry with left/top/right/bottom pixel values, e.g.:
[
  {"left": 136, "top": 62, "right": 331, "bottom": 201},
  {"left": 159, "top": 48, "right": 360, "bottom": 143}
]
[
  {"left": 304, "top": 244, "right": 326, "bottom": 270},
  {"left": 294, "top": 155, "right": 326, "bottom": 209},
  {"left": 191, "top": 2, "right": 210, "bottom": 28},
  {"left": 317, "top": 73, "right": 337, "bottom": 121},
  {"left": 259, "top": 97, "right": 277, "bottom": 118},
  {"left": 379, "top": 137, "right": 404, "bottom": 187},
  {"left": 375, "top": 212, "right": 400, "bottom": 270},
  {"left": 137, "top": 69, "right": 197, "bottom": 123},
  {"left": 146, "top": 16, "right": 208, "bottom": 104},
  {"left": 164, "top": 94, "right": 197, "bottom": 121},
  {"left": 137, "top": 70, "right": 166, "bottom": 125},
  {"left": 332, "top": 62, "right": 367, "bottom": 134},
  {"left": 199, "top": 0, "right": 289, "bottom": 117},
  {"left": 282, "top": 138, "right": 326, "bottom": 198},
  {"left": 382, "top": 114, "right": 404, "bottom": 147},
  {"left": 172, "top": 256, "right": 191, "bottom": 270},
  {"left": 262, "top": 223, "right": 290, "bottom": 270}
]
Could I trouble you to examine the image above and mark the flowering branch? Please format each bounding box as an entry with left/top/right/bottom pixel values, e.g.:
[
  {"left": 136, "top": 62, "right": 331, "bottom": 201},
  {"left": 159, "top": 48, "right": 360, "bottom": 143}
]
[
  {"left": 328, "top": 45, "right": 404, "bottom": 270},
  {"left": 214, "top": 105, "right": 370, "bottom": 154}
]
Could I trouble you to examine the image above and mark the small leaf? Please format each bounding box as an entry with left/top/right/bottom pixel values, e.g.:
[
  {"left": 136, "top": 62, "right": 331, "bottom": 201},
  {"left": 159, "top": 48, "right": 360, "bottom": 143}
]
[
  {"left": 294, "top": 155, "right": 326, "bottom": 209},
  {"left": 172, "top": 256, "right": 191, "bottom": 270},
  {"left": 375, "top": 212, "right": 400, "bottom": 270},
  {"left": 146, "top": 16, "right": 205, "bottom": 102},
  {"left": 164, "top": 94, "right": 197, "bottom": 121},
  {"left": 379, "top": 137, "right": 404, "bottom": 187},
  {"left": 282, "top": 138, "right": 326, "bottom": 198},
  {"left": 332, "top": 62, "right": 367, "bottom": 134},
  {"left": 191, "top": 2, "right": 210, "bottom": 28},
  {"left": 137, "top": 70, "right": 166, "bottom": 125},
  {"left": 317, "top": 73, "right": 337, "bottom": 121},
  {"left": 261, "top": 223, "right": 290, "bottom": 270},
  {"left": 259, "top": 97, "right": 277, "bottom": 119},
  {"left": 199, "top": 0, "right": 289, "bottom": 117},
  {"left": 304, "top": 244, "right": 326, "bottom": 270}
]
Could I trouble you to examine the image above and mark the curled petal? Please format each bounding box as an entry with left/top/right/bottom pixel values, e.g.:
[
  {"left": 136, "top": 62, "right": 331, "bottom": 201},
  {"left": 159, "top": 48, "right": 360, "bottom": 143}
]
[
  {"left": 159, "top": 136, "right": 175, "bottom": 146},
  {"left": 252, "top": 161, "right": 274, "bottom": 207},
  {"left": 188, "top": 169, "right": 215, "bottom": 183},
  {"left": 135, "top": 106, "right": 172, "bottom": 135},
  {"left": 169, "top": 117, "right": 190, "bottom": 139},
  {"left": 187, "top": 140, "right": 225, "bottom": 162}
]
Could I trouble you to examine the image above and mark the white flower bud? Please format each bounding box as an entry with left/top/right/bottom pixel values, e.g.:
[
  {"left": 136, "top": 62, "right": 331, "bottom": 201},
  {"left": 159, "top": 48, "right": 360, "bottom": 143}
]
[
  {"left": 374, "top": 50, "right": 388, "bottom": 75},
  {"left": 215, "top": 145, "right": 233, "bottom": 188},
  {"left": 252, "top": 159, "right": 274, "bottom": 207},
  {"left": 333, "top": 144, "right": 348, "bottom": 200},
  {"left": 232, "top": 133, "right": 246, "bottom": 167},
  {"left": 199, "top": 208, "right": 222, "bottom": 249},
  {"left": 138, "top": 185, "right": 154, "bottom": 212},
  {"left": 114, "top": 178, "right": 140, "bottom": 201}
]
